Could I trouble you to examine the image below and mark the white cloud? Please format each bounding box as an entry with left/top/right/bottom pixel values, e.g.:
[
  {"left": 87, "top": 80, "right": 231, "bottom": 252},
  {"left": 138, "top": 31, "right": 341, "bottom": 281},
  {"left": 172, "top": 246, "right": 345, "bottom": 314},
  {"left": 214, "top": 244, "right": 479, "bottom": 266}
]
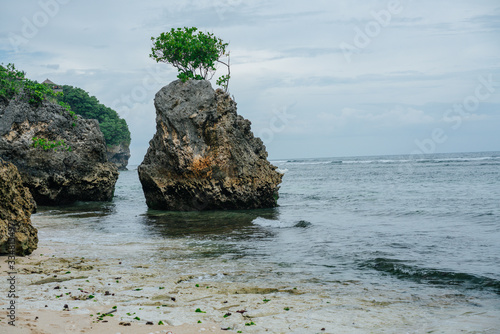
[
  {"left": 314, "top": 106, "right": 434, "bottom": 133},
  {"left": 1, "top": 0, "right": 499, "bottom": 161}
]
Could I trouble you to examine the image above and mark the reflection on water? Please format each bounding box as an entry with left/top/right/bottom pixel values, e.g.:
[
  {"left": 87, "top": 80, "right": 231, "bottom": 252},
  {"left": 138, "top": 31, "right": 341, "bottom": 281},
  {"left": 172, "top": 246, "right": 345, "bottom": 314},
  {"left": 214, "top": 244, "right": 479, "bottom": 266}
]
[
  {"left": 140, "top": 208, "right": 280, "bottom": 261},
  {"left": 143, "top": 208, "right": 279, "bottom": 239},
  {"left": 36, "top": 201, "right": 116, "bottom": 219}
]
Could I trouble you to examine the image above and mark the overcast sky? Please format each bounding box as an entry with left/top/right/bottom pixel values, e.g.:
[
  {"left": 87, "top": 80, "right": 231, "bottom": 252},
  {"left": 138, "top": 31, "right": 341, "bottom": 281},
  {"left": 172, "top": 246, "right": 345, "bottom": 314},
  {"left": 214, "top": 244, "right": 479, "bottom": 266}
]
[{"left": 1, "top": 0, "right": 499, "bottom": 163}]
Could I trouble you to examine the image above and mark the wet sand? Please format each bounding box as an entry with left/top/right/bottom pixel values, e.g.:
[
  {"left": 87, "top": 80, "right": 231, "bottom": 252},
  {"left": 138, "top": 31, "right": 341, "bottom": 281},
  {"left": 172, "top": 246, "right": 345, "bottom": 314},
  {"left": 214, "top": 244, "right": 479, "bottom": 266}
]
[
  {"left": 2, "top": 242, "right": 499, "bottom": 333},
  {"left": 1, "top": 247, "right": 230, "bottom": 334},
  {"left": 1, "top": 245, "right": 331, "bottom": 334}
]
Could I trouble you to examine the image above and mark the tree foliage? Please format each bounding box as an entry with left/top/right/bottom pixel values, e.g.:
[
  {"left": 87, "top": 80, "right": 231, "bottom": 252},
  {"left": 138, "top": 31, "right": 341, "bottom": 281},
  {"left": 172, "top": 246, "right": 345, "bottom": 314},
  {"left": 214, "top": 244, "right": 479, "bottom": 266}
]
[
  {"left": 1, "top": 64, "right": 130, "bottom": 148},
  {"left": 1, "top": 63, "right": 58, "bottom": 106},
  {"left": 150, "top": 27, "right": 231, "bottom": 91},
  {"left": 56, "top": 85, "right": 131, "bottom": 147},
  {"left": 1, "top": 63, "right": 78, "bottom": 126}
]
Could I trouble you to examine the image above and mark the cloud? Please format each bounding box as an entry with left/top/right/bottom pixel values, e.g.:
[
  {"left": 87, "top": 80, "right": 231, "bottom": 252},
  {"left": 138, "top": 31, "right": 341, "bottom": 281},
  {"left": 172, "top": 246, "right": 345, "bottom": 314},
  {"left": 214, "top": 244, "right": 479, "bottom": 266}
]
[
  {"left": 330, "top": 106, "right": 435, "bottom": 125},
  {"left": 44, "top": 63, "right": 59, "bottom": 70},
  {"left": 1, "top": 0, "right": 499, "bottom": 160},
  {"left": 311, "top": 106, "right": 436, "bottom": 138}
]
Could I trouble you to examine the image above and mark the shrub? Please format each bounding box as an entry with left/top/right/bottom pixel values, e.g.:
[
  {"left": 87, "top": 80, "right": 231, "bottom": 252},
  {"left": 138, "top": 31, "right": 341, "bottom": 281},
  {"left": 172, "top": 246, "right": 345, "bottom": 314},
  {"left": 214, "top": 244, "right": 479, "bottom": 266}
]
[{"left": 32, "top": 137, "right": 72, "bottom": 152}]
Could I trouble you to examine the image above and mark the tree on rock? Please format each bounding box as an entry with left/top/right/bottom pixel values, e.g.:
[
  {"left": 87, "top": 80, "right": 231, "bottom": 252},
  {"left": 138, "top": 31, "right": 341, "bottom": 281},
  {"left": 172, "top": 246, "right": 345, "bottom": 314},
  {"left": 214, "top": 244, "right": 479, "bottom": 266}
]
[{"left": 150, "top": 27, "right": 230, "bottom": 91}]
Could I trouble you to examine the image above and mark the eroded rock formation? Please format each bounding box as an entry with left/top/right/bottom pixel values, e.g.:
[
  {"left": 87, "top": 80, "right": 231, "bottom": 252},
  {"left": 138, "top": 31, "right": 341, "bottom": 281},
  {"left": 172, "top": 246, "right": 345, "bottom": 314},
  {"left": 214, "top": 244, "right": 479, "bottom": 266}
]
[
  {"left": 0, "top": 159, "right": 38, "bottom": 255},
  {"left": 107, "top": 142, "right": 131, "bottom": 170},
  {"left": 0, "top": 97, "right": 118, "bottom": 205},
  {"left": 138, "top": 79, "right": 282, "bottom": 211}
]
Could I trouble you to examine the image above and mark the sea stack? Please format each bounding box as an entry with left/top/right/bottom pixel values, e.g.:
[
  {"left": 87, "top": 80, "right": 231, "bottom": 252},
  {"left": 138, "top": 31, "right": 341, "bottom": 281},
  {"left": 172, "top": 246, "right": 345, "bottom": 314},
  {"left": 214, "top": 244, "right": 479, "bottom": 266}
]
[
  {"left": 0, "top": 159, "right": 38, "bottom": 255},
  {"left": 0, "top": 97, "right": 118, "bottom": 205},
  {"left": 138, "top": 79, "right": 282, "bottom": 211}
]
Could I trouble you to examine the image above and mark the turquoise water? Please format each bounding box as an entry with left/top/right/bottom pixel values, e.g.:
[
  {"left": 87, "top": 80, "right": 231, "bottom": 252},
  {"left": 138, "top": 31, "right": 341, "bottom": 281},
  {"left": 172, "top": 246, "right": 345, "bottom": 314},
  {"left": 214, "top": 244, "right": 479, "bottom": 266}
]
[{"left": 33, "top": 151, "right": 500, "bottom": 331}]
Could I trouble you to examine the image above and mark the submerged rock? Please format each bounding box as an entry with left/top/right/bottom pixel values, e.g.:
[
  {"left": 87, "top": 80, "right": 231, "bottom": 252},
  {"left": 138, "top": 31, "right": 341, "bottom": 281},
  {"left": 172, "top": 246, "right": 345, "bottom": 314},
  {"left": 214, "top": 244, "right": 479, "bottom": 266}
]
[
  {"left": 0, "top": 97, "right": 118, "bottom": 205},
  {"left": 107, "top": 142, "right": 131, "bottom": 170},
  {"left": 0, "top": 159, "right": 38, "bottom": 255},
  {"left": 138, "top": 79, "right": 282, "bottom": 211}
]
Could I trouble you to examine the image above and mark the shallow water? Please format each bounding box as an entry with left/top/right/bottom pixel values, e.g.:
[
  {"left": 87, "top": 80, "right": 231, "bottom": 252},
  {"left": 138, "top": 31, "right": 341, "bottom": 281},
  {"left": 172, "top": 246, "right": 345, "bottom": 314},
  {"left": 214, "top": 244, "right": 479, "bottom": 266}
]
[{"left": 32, "top": 151, "right": 500, "bottom": 332}]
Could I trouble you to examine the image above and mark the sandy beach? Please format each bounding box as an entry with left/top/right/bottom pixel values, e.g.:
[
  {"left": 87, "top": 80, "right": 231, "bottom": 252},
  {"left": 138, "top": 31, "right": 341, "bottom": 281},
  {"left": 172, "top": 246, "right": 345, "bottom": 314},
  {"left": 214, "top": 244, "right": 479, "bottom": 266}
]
[
  {"left": 1, "top": 308, "right": 227, "bottom": 334},
  {"left": 3, "top": 240, "right": 499, "bottom": 334},
  {"left": 0, "top": 246, "right": 234, "bottom": 334},
  {"left": 1, "top": 245, "right": 332, "bottom": 334}
]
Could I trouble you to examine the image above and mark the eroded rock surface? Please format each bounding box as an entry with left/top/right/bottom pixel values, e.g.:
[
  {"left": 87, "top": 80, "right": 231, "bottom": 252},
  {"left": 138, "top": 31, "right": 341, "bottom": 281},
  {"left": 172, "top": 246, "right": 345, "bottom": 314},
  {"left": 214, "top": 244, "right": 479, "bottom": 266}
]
[
  {"left": 0, "top": 159, "right": 38, "bottom": 255},
  {"left": 0, "top": 97, "right": 118, "bottom": 205},
  {"left": 138, "top": 80, "right": 282, "bottom": 210},
  {"left": 107, "top": 142, "right": 131, "bottom": 170}
]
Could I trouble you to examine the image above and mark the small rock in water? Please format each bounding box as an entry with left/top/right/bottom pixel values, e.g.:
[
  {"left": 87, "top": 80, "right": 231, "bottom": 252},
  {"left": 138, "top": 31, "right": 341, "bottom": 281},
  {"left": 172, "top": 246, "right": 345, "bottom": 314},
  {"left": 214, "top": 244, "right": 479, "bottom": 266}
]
[{"left": 294, "top": 220, "right": 312, "bottom": 228}]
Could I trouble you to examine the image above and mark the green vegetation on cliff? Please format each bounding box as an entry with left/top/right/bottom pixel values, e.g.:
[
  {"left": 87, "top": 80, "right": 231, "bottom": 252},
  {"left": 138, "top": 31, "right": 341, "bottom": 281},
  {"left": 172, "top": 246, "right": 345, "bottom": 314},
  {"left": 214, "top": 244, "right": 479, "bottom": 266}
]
[
  {"left": 1, "top": 63, "right": 78, "bottom": 129},
  {"left": 56, "top": 85, "right": 131, "bottom": 147},
  {"left": 31, "top": 137, "right": 72, "bottom": 152},
  {"left": 1, "top": 63, "right": 130, "bottom": 148},
  {"left": 1, "top": 63, "right": 59, "bottom": 106}
]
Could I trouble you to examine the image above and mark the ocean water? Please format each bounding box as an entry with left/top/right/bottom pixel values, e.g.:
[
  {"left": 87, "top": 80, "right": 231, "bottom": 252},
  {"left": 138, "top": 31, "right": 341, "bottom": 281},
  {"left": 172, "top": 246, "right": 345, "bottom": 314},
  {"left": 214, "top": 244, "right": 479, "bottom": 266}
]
[{"left": 33, "top": 151, "right": 500, "bottom": 332}]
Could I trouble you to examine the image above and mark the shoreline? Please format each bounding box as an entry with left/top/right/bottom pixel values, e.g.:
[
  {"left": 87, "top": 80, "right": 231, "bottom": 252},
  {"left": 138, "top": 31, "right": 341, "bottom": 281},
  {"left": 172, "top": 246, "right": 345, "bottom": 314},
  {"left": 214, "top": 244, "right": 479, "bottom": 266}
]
[
  {"left": 1, "top": 244, "right": 331, "bottom": 333},
  {"left": 3, "top": 243, "right": 499, "bottom": 333},
  {"left": 2, "top": 204, "right": 500, "bottom": 333},
  {"left": 1, "top": 247, "right": 229, "bottom": 333}
]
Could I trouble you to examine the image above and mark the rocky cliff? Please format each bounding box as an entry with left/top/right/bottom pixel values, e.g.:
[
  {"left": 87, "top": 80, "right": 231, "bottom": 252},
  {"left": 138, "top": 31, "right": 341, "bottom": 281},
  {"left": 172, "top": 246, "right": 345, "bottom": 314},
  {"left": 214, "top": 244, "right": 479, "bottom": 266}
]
[
  {"left": 0, "top": 97, "right": 118, "bottom": 205},
  {"left": 138, "top": 80, "right": 282, "bottom": 211},
  {"left": 0, "top": 159, "right": 38, "bottom": 255},
  {"left": 107, "top": 142, "right": 131, "bottom": 170},
  {"left": 55, "top": 84, "right": 131, "bottom": 170}
]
